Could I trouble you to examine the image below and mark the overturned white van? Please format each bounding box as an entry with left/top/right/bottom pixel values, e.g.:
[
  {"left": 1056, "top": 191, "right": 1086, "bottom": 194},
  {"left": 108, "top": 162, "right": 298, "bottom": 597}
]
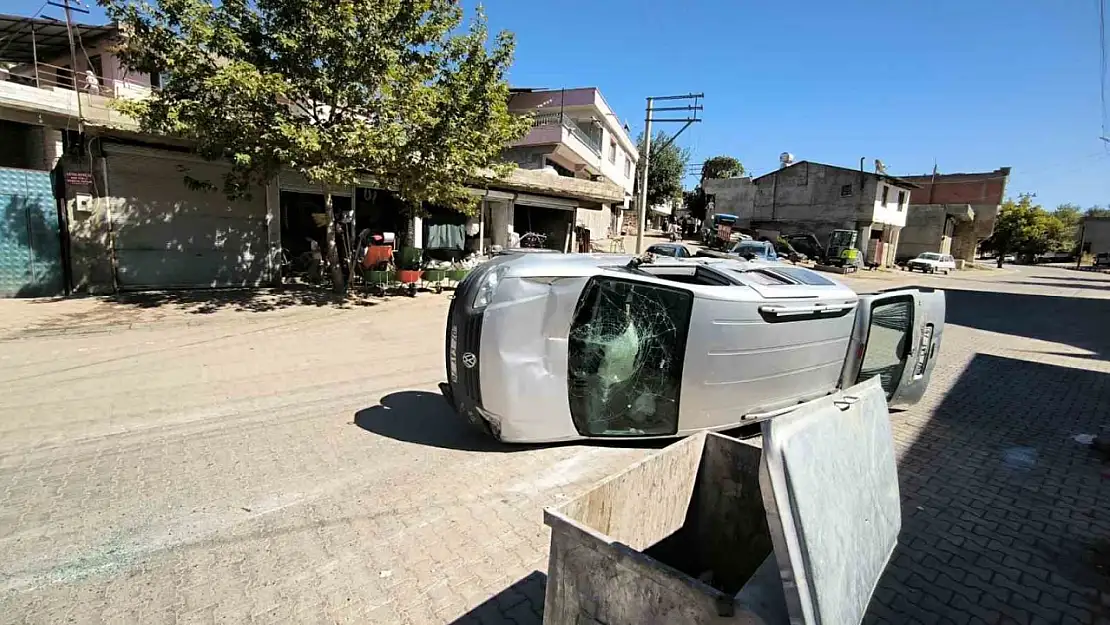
[{"left": 443, "top": 253, "right": 944, "bottom": 444}]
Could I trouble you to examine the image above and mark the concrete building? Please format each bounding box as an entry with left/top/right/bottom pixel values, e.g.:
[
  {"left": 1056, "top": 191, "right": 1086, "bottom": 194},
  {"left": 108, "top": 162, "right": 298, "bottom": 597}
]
[
  {"left": 503, "top": 88, "right": 638, "bottom": 244},
  {"left": 0, "top": 13, "right": 632, "bottom": 294},
  {"left": 898, "top": 168, "right": 1010, "bottom": 263},
  {"left": 1080, "top": 216, "right": 1110, "bottom": 256},
  {"left": 702, "top": 176, "right": 755, "bottom": 223},
  {"left": 703, "top": 161, "right": 917, "bottom": 267}
]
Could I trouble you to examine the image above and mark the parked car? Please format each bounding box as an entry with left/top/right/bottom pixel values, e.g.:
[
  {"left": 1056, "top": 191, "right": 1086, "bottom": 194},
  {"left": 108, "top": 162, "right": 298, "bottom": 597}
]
[
  {"left": 443, "top": 254, "right": 944, "bottom": 443},
  {"left": 729, "top": 239, "right": 779, "bottom": 262},
  {"left": 1095, "top": 253, "right": 1110, "bottom": 267},
  {"left": 1002, "top": 253, "right": 1017, "bottom": 263},
  {"left": 645, "top": 243, "right": 694, "bottom": 258},
  {"left": 906, "top": 252, "right": 956, "bottom": 274}
]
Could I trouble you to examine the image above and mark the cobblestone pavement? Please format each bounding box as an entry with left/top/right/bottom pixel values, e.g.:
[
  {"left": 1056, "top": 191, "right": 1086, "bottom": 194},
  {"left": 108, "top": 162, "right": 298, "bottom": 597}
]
[{"left": 0, "top": 264, "right": 1107, "bottom": 624}]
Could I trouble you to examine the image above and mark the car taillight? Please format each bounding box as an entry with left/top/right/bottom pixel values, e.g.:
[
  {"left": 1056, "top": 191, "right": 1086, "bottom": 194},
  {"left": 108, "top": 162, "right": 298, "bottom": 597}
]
[{"left": 913, "top": 324, "right": 934, "bottom": 377}]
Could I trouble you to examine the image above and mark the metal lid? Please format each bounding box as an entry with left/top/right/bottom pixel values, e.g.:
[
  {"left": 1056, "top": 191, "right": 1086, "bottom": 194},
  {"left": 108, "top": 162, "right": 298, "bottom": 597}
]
[{"left": 758, "top": 376, "right": 901, "bottom": 625}]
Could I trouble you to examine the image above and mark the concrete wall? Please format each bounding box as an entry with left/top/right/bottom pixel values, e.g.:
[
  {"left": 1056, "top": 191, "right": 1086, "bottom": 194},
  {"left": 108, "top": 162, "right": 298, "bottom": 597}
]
[
  {"left": 748, "top": 163, "right": 873, "bottom": 246},
  {"left": 898, "top": 204, "right": 956, "bottom": 260},
  {"left": 1083, "top": 218, "right": 1110, "bottom": 255},
  {"left": 575, "top": 204, "right": 613, "bottom": 240},
  {"left": 873, "top": 182, "right": 910, "bottom": 227},
  {"left": 702, "top": 177, "right": 755, "bottom": 223},
  {"left": 901, "top": 168, "right": 1009, "bottom": 240}
]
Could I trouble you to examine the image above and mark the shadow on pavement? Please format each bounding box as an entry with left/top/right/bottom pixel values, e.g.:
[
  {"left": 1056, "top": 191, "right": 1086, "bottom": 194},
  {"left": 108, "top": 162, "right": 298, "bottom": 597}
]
[
  {"left": 101, "top": 283, "right": 380, "bottom": 314},
  {"left": 944, "top": 288, "right": 1110, "bottom": 359},
  {"left": 353, "top": 390, "right": 522, "bottom": 452},
  {"left": 354, "top": 390, "right": 677, "bottom": 453},
  {"left": 865, "top": 353, "right": 1110, "bottom": 624},
  {"left": 448, "top": 571, "right": 546, "bottom": 625},
  {"left": 1001, "top": 279, "right": 1110, "bottom": 292}
]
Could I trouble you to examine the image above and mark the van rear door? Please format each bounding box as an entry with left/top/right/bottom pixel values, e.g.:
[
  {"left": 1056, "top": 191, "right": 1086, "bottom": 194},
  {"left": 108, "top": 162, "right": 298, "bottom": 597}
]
[{"left": 840, "top": 289, "right": 946, "bottom": 407}]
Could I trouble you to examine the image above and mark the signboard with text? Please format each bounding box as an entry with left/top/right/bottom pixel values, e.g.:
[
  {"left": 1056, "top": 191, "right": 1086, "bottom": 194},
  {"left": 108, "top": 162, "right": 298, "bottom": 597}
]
[{"left": 64, "top": 171, "right": 94, "bottom": 187}]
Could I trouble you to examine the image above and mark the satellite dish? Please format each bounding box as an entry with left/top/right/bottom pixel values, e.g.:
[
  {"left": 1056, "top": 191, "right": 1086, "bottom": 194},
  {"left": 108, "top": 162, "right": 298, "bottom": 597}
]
[
  {"left": 779, "top": 152, "right": 795, "bottom": 168},
  {"left": 874, "top": 159, "right": 887, "bottom": 174}
]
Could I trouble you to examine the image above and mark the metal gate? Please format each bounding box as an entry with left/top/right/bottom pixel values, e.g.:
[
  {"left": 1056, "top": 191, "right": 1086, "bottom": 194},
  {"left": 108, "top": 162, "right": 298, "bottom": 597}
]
[{"left": 0, "top": 167, "right": 63, "bottom": 297}]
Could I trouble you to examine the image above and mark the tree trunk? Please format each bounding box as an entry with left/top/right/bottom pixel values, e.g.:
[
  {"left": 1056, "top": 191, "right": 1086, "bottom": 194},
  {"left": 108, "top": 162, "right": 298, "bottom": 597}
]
[{"left": 324, "top": 191, "right": 345, "bottom": 294}]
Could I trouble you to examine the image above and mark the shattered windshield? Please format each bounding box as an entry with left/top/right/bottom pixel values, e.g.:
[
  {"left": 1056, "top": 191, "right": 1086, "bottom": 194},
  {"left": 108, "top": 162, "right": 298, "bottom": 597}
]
[{"left": 567, "top": 277, "right": 693, "bottom": 436}]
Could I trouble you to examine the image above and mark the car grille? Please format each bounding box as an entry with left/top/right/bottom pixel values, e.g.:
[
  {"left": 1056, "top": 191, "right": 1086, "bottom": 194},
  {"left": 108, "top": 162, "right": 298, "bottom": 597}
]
[{"left": 447, "top": 270, "right": 485, "bottom": 408}]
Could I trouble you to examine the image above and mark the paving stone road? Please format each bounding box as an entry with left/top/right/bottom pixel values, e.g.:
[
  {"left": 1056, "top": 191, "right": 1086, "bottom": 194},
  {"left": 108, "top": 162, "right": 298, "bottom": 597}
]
[{"left": 0, "top": 263, "right": 1108, "bottom": 624}]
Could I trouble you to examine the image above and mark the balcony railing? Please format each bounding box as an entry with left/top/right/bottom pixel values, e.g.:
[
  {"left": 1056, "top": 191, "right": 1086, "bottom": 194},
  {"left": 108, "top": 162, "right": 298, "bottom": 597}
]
[
  {"left": 0, "top": 61, "right": 152, "bottom": 99},
  {"left": 529, "top": 112, "right": 601, "bottom": 157}
]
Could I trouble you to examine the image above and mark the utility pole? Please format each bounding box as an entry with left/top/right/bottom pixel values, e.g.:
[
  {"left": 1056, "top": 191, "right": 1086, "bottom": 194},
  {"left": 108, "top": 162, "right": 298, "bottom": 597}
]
[
  {"left": 48, "top": 0, "right": 90, "bottom": 131},
  {"left": 635, "top": 93, "right": 703, "bottom": 254},
  {"left": 636, "top": 99, "right": 653, "bottom": 255}
]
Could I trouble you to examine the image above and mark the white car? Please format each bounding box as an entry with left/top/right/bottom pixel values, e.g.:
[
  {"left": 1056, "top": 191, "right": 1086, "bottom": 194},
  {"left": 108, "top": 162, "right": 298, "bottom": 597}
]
[{"left": 906, "top": 252, "right": 956, "bottom": 274}]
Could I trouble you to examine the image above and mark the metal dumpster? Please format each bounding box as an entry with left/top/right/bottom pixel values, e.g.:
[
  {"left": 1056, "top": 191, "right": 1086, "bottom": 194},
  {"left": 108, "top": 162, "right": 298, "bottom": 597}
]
[{"left": 542, "top": 376, "right": 900, "bottom": 625}]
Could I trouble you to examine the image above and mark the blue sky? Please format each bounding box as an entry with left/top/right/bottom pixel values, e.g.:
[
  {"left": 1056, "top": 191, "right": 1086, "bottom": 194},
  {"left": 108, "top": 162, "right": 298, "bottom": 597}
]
[{"left": 15, "top": 0, "right": 1109, "bottom": 208}]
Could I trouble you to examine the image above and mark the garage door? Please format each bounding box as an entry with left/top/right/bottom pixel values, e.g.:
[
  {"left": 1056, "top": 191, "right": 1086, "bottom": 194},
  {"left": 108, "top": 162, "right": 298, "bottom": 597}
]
[
  {"left": 106, "top": 147, "right": 269, "bottom": 290},
  {"left": 0, "top": 167, "right": 63, "bottom": 297}
]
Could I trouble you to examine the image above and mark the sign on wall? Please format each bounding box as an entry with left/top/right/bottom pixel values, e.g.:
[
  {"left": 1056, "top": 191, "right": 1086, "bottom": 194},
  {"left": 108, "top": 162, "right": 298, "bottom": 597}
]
[{"left": 64, "top": 170, "right": 94, "bottom": 186}]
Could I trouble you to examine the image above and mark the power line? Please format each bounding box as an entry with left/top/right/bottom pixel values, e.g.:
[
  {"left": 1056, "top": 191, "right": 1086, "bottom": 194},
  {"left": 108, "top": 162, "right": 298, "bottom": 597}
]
[{"left": 1101, "top": 0, "right": 1108, "bottom": 145}]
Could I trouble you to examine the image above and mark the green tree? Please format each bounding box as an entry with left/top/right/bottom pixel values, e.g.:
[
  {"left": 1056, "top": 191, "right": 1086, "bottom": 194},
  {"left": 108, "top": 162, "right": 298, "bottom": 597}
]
[
  {"left": 1053, "top": 203, "right": 1082, "bottom": 251},
  {"left": 700, "top": 155, "right": 744, "bottom": 180},
  {"left": 683, "top": 154, "right": 745, "bottom": 221},
  {"left": 636, "top": 131, "right": 690, "bottom": 209},
  {"left": 104, "top": 0, "right": 529, "bottom": 292},
  {"left": 992, "top": 194, "right": 1070, "bottom": 264},
  {"left": 1086, "top": 206, "right": 1110, "bottom": 219}
]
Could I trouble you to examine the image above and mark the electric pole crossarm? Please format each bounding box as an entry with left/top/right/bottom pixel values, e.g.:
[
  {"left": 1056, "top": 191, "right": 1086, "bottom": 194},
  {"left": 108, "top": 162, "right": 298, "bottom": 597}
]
[
  {"left": 650, "top": 105, "right": 705, "bottom": 112},
  {"left": 635, "top": 92, "right": 704, "bottom": 254},
  {"left": 650, "top": 93, "right": 704, "bottom": 101}
]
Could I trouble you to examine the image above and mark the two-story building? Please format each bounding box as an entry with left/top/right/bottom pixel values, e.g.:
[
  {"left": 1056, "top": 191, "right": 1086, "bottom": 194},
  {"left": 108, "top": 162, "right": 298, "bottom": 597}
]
[
  {"left": 702, "top": 160, "right": 918, "bottom": 267},
  {"left": 0, "top": 13, "right": 635, "bottom": 295},
  {"left": 897, "top": 168, "right": 1010, "bottom": 264}
]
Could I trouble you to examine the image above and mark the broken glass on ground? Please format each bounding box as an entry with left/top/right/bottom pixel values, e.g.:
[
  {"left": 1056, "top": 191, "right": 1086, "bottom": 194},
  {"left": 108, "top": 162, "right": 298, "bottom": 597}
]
[{"left": 567, "top": 277, "right": 693, "bottom": 436}]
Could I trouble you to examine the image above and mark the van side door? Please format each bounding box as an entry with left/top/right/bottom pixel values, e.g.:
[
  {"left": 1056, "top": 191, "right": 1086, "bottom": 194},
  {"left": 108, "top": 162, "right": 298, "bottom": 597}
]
[{"left": 839, "top": 289, "right": 946, "bottom": 407}]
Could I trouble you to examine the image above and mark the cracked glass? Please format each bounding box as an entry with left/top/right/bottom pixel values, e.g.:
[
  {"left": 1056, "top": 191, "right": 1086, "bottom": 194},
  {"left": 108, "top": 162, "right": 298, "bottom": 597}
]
[{"left": 567, "top": 277, "right": 693, "bottom": 436}]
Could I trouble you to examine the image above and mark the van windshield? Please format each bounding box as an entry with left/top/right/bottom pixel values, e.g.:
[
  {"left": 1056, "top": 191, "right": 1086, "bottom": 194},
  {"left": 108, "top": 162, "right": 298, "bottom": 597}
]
[{"left": 566, "top": 277, "right": 693, "bottom": 437}]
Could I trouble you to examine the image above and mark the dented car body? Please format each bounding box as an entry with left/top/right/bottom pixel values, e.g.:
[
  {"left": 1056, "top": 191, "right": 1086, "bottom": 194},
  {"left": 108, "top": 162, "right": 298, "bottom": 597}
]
[{"left": 444, "top": 253, "right": 944, "bottom": 444}]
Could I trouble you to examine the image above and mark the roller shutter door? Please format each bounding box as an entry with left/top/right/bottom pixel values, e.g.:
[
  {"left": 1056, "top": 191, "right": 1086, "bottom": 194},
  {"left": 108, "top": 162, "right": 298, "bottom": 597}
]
[{"left": 106, "top": 147, "right": 269, "bottom": 289}]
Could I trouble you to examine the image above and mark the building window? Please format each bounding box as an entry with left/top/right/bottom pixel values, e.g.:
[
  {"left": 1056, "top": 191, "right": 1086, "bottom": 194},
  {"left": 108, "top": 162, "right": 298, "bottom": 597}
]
[
  {"left": 840, "top": 184, "right": 853, "bottom": 197},
  {"left": 880, "top": 185, "right": 889, "bottom": 206},
  {"left": 624, "top": 156, "right": 632, "bottom": 178},
  {"left": 609, "top": 139, "right": 617, "bottom": 164},
  {"left": 897, "top": 190, "right": 906, "bottom": 211}
]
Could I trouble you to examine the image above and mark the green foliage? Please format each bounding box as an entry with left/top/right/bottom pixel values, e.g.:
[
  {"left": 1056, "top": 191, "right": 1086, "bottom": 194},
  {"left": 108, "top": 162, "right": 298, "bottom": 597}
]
[
  {"left": 103, "top": 0, "right": 530, "bottom": 210},
  {"left": 700, "top": 155, "right": 744, "bottom": 180},
  {"left": 683, "top": 187, "right": 709, "bottom": 221},
  {"left": 992, "top": 194, "right": 1076, "bottom": 257},
  {"left": 636, "top": 131, "right": 689, "bottom": 208},
  {"left": 1085, "top": 206, "right": 1110, "bottom": 218}
]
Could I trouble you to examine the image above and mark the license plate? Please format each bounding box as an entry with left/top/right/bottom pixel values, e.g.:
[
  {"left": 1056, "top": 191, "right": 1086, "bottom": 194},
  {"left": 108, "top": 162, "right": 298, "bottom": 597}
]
[{"left": 449, "top": 324, "right": 459, "bottom": 384}]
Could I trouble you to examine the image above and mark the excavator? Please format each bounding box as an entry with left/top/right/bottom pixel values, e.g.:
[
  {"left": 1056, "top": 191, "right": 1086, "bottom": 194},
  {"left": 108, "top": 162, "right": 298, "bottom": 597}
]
[{"left": 784, "top": 230, "right": 861, "bottom": 268}]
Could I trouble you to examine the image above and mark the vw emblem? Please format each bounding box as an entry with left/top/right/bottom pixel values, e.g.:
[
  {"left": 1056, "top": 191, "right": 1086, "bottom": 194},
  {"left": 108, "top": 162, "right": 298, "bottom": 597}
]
[{"left": 461, "top": 352, "right": 477, "bottom": 369}]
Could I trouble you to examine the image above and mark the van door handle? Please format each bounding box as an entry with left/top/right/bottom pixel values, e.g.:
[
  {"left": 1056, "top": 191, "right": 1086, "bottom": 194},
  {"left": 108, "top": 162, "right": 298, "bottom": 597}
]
[{"left": 759, "top": 303, "right": 857, "bottom": 316}]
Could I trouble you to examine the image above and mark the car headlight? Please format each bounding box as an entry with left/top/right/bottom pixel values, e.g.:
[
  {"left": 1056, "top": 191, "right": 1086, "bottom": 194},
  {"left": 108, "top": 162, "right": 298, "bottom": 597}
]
[{"left": 472, "top": 266, "right": 506, "bottom": 310}]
